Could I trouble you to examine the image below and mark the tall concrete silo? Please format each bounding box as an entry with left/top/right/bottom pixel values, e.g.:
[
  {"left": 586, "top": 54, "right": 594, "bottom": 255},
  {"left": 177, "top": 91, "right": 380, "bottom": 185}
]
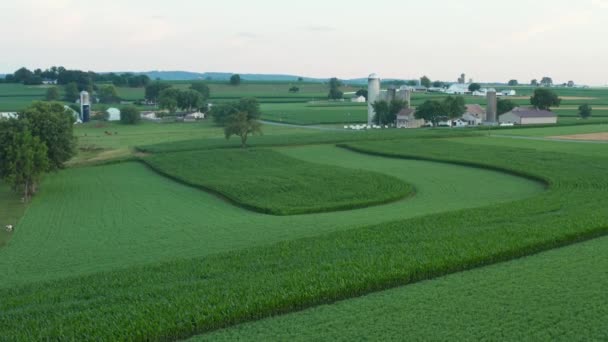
[
  {"left": 80, "top": 91, "right": 91, "bottom": 123},
  {"left": 387, "top": 86, "right": 396, "bottom": 103},
  {"left": 397, "top": 87, "right": 412, "bottom": 108},
  {"left": 486, "top": 89, "right": 497, "bottom": 123},
  {"left": 368, "top": 73, "right": 381, "bottom": 126}
]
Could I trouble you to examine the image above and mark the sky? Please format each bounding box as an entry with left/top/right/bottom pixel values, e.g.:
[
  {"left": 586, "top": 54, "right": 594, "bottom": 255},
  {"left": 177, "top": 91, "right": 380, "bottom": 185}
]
[{"left": 1, "top": 0, "right": 608, "bottom": 85}]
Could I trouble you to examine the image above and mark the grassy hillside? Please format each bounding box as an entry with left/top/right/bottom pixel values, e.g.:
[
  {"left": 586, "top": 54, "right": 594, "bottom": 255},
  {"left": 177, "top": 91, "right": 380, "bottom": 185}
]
[
  {"left": 196, "top": 235, "right": 608, "bottom": 341},
  {"left": 143, "top": 149, "right": 413, "bottom": 215}
]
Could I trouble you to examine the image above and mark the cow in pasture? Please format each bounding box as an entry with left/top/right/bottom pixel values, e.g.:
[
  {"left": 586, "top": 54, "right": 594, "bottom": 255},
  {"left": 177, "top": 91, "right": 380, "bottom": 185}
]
[{"left": 5, "top": 225, "right": 13, "bottom": 232}]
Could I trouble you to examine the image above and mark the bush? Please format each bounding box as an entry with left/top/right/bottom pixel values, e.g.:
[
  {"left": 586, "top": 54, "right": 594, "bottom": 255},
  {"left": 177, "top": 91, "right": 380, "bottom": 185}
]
[{"left": 120, "top": 105, "right": 141, "bottom": 125}]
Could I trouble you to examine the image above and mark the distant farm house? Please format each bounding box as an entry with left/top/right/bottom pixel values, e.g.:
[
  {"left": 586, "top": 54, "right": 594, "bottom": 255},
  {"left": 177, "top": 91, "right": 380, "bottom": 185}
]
[
  {"left": 499, "top": 107, "right": 558, "bottom": 125},
  {"left": 351, "top": 95, "right": 366, "bottom": 103},
  {"left": 396, "top": 108, "right": 425, "bottom": 129}
]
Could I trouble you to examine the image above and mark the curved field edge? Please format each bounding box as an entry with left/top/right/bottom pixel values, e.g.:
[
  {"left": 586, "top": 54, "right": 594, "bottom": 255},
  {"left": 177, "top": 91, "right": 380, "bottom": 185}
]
[
  {"left": 141, "top": 149, "right": 414, "bottom": 216},
  {"left": 194, "top": 235, "right": 608, "bottom": 341},
  {"left": 2, "top": 141, "right": 608, "bottom": 340}
]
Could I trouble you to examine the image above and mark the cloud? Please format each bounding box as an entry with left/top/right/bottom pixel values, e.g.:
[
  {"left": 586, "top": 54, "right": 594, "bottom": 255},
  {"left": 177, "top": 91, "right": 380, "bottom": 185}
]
[
  {"left": 306, "top": 25, "right": 336, "bottom": 32},
  {"left": 591, "top": 0, "right": 608, "bottom": 8},
  {"left": 510, "top": 11, "right": 592, "bottom": 42}
]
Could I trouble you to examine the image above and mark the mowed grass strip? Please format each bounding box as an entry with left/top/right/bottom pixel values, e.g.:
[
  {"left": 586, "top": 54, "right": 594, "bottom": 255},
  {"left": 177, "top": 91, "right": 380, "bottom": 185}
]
[
  {"left": 194, "top": 235, "right": 608, "bottom": 341},
  {"left": 2, "top": 141, "right": 608, "bottom": 340},
  {"left": 143, "top": 149, "right": 413, "bottom": 215}
]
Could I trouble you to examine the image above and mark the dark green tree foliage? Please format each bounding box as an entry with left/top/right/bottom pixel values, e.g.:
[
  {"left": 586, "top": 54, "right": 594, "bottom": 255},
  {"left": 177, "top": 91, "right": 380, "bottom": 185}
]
[
  {"left": 530, "top": 88, "right": 561, "bottom": 110},
  {"left": 356, "top": 89, "right": 368, "bottom": 100},
  {"left": 158, "top": 88, "right": 180, "bottom": 114},
  {"left": 432, "top": 81, "right": 444, "bottom": 88},
  {"left": 372, "top": 100, "right": 408, "bottom": 125},
  {"left": 406, "top": 80, "right": 418, "bottom": 86},
  {"left": 288, "top": 86, "right": 300, "bottom": 93},
  {"left": 508, "top": 80, "right": 519, "bottom": 86},
  {"left": 64, "top": 82, "right": 80, "bottom": 102},
  {"left": 415, "top": 100, "right": 445, "bottom": 126},
  {"left": 578, "top": 104, "right": 592, "bottom": 119},
  {"left": 531, "top": 79, "right": 539, "bottom": 86},
  {"left": 145, "top": 82, "right": 172, "bottom": 102},
  {"left": 328, "top": 77, "right": 343, "bottom": 100},
  {"left": 190, "top": 82, "right": 211, "bottom": 100},
  {"left": 120, "top": 105, "right": 141, "bottom": 125},
  {"left": 19, "top": 102, "right": 76, "bottom": 170},
  {"left": 98, "top": 85, "right": 119, "bottom": 104},
  {"left": 45, "top": 87, "right": 60, "bottom": 101},
  {"left": 497, "top": 99, "right": 516, "bottom": 115},
  {"left": 443, "top": 96, "right": 466, "bottom": 119},
  {"left": 211, "top": 98, "right": 261, "bottom": 126},
  {"left": 230, "top": 74, "right": 241, "bottom": 86},
  {"left": 420, "top": 76, "right": 431, "bottom": 88},
  {"left": 224, "top": 111, "right": 263, "bottom": 147},
  {"left": 540, "top": 77, "right": 553, "bottom": 86},
  {"left": 177, "top": 90, "right": 204, "bottom": 111},
  {"left": 468, "top": 83, "right": 481, "bottom": 92}
]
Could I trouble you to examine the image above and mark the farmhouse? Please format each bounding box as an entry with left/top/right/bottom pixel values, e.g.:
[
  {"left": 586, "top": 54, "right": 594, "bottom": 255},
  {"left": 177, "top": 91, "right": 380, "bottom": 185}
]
[
  {"left": 499, "top": 107, "right": 558, "bottom": 125},
  {"left": 396, "top": 108, "right": 425, "bottom": 128},
  {"left": 462, "top": 104, "right": 486, "bottom": 125}
]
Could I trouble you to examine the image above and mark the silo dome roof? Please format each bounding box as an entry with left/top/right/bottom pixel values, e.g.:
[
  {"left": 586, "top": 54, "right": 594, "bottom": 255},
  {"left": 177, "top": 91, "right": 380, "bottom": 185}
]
[{"left": 368, "top": 73, "right": 379, "bottom": 79}]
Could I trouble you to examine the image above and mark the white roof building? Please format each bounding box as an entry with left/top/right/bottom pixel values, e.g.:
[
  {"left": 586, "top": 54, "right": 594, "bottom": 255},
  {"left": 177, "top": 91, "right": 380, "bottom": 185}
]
[
  {"left": 351, "top": 95, "right": 366, "bottom": 103},
  {"left": 446, "top": 83, "right": 470, "bottom": 94}
]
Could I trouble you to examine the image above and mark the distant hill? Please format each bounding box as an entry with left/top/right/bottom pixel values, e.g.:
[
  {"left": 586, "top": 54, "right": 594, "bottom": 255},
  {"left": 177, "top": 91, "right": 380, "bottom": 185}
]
[{"left": 142, "top": 71, "right": 328, "bottom": 82}]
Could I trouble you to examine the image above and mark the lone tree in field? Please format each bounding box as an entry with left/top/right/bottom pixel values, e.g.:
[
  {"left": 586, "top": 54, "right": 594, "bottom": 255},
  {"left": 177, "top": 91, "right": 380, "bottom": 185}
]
[
  {"left": 468, "top": 83, "right": 481, "bottom": 92},
  {"left": 497, "top": 99, "right": 516, "bottom": 115},
  {"left": 578, "top": 104, "right": 592, "bottom": 119},
  {"left": 120, "top": 105, "right": 141, "bottom": 125},
  {"left": 224, "top": 111, "right": 262, "bottom": 147},
  {"left": 327, "top": 77, "right": 343, "bottom": 100},
  {"left": 415, "top": 100, "right": 445, "bottom": 127},
  {"left": 45, "top": 87, "right": 60, "bottom": 101},
  {"left": 508, "top": 80, "right": 519, "bottom": 86},
  {"left": 230, "top": 74, "right": 241, "bottom": 86},
  {"left": 210, "top": 98, "right": 261, "bottom": 126},
  {"left": 531, "top": 88, "right": 561, "bottom": 110}
]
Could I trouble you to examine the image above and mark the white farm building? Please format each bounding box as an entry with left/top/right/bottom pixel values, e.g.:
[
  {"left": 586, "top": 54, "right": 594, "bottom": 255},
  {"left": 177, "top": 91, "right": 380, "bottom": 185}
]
[
  {"left": 499, "top": 108, "right": 558, "bottom": 125},
  {"left": 107, "top": 108, "right": 121, "bottom": 121}
]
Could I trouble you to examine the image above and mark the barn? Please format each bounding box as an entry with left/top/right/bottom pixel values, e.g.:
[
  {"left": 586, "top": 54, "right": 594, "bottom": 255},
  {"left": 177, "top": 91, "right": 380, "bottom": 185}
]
[{"left": 499, "top": 107, "right": 558, "bottom": 125}]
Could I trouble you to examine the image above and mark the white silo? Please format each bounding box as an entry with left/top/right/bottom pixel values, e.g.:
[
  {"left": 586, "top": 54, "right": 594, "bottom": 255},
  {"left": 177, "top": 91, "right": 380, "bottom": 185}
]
[
  {"left": 368, "top": 73, "right": 381, "bottom": 126},
  {"left": 80, "top": 91, "right": 91, "bottom": 123}
]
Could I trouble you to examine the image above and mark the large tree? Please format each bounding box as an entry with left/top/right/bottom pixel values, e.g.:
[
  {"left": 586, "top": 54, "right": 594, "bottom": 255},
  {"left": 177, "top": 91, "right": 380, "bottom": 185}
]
[
  {"left": 508, "top": 79, "right": 519, "bottom": 86},
  {"left": 420, "top": 76, "right": 431, "bottom": 88},
  {"left": 98, "top": 85, "right": 119, "bottom": 104},
  {"left": 415, "top": 100, "right": 445, "bottom": 126},
  {"left": 372, "top": 100, "right": 408, "bottom": 125},
  {"left": 578, "top": 104, "right": 592, "bottom": 119},
  {"left": 356, "top": 89, "right": 368, "bottom": 100},
  {"left": 497, "top": 99, "right": 516, "bottom": 115},
  {"left": 530, "top": 88, "right": 561, "bottom": 110},
  {"left": 443, "top": 96, "right": 466, "bottom": 120},
  {"left": 531, "top": 79, "right": 539, "bottom": 87},
  {"left": 158, "top": 88, "right": 181, "bottom": 114},
  {"left": 145, "top": 81, "right": 172, "bottom": 103},
  {"left": 210, "top": 98, "right": 261, "bottom": 126},
  {"left": 540, "top": 77, "right": 553, "bottom": 87},
  {"left": 224, "top": 111, "right": 262, "bottom": 148},
  {"left": 19, "top": 101, "right": 76, "bottom": 170},
  {"left": 468, "top": 83, "right": 481, "bottom": 92},
  {"left": 190, "top": 82, "right": 211, "bottom": 100},
  {"left": 328, "top": 77, "right": 343, "bottom": 100},
  {"left": 230, "top": 74, "right": 242, "bottom": 86},
  {"left": 432, "top": 81, "right": 445, "bottom": 88},
  {"left": 120, "top": 105, "right": 141, "bottom": 125},
  {"left": 177, "top": 90, "right": 204, "bottom": 111}
]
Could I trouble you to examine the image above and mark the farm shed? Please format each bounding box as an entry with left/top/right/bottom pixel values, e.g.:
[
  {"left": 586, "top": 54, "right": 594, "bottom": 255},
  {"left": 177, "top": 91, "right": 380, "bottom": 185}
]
[
  {"left": 106, "top": 108, "right": 121, "bottom": 121},
  {"left": 499, "top": 107, "right": 558, "bottom": 125},
  {"left": 351, "top": 95, "right": 366, "bottom": 103}
]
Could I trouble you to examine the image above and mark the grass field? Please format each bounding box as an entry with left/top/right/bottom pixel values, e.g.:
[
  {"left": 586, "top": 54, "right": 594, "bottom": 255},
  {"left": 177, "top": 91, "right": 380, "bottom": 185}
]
[
  {"left": 261, "top": 102, "right": 367, "bottom": 124},
  {"left": 0, "top": 183, "right": 27, "bottom": 248},
  {"left": 143, "top": 149, "right": 413, "bottom": 215},
  {"left": 3, "top": 79, "right": 608, "bottom": 339},
  {"left": 196, "top": 235, "right": 608, "bottom": 341}
]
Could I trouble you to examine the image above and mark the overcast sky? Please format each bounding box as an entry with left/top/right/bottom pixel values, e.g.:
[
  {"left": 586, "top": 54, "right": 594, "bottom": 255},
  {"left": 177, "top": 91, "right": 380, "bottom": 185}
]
[{"left": 1, "top": 0, "right": 607, "bottom": 84}]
